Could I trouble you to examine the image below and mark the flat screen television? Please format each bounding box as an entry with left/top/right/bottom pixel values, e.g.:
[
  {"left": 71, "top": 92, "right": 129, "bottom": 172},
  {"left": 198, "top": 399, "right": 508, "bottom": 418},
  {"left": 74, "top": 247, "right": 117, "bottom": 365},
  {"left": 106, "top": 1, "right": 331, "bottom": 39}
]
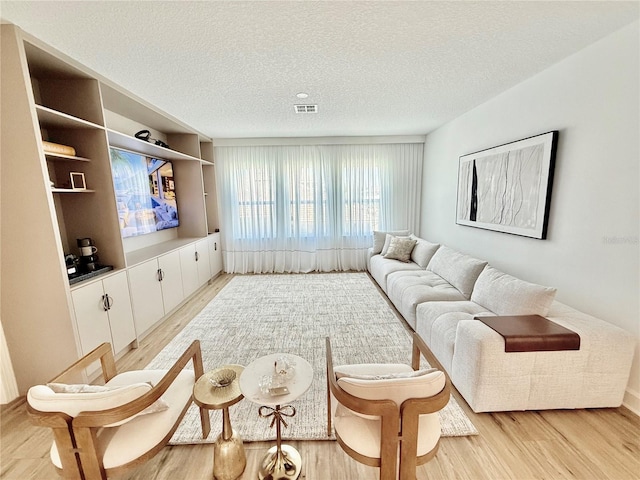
[{"left": 109, "top": 147, "right": 179, "bottom": 238}]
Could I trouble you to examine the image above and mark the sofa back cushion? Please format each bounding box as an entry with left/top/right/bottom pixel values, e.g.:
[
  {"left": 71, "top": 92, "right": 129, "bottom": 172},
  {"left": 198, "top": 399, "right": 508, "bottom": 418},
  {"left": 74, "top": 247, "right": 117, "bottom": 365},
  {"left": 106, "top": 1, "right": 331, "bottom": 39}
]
[
  {"left": 409, "top": 235, "right": 440, "bottom": 268},
  {"left": 372, "top": 230, "right": 410, "bottom": 254},
  {"left": 471, "top": 265, "right": 557, "bottom": 316},
  {"left": 426, "top": 246, "right": 487, "bottom": 298}
]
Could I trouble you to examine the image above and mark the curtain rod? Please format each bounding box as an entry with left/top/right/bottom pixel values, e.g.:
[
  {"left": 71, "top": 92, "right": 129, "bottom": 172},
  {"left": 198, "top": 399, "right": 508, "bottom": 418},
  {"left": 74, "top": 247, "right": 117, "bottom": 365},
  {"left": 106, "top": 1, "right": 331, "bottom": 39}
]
[{"left": 211, "top": 135, "right": 426, "bottom": 147}]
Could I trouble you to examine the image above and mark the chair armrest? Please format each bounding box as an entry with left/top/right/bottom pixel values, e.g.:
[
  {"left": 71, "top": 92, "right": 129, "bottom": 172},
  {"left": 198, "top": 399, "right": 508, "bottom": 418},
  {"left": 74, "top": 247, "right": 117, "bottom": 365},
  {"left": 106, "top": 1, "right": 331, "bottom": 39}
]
[
  {"left": 51, "top": 342, "right": 117, "bottom": 385},
  {"left": 72, "top": 340, "right": 205, "bottom": 428}
]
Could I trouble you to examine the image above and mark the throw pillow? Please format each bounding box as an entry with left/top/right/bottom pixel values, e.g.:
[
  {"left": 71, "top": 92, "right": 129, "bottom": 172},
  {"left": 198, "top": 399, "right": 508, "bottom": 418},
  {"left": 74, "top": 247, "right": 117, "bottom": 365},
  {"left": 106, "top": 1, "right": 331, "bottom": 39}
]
[
  {"left": 471, "top": 265, "right": 557, "bottom": 316},
  {"left": 41, "top": 382, "right": 169, "bottom": 421},
  {"left": 336, "top": 367, "right": 438, "bottom": 380},
  {"left": 383, "top": 236, "right": 417, "bottom": 262},
  {"left": 373, "top": 230, "right": 410, "bottom": 254}
]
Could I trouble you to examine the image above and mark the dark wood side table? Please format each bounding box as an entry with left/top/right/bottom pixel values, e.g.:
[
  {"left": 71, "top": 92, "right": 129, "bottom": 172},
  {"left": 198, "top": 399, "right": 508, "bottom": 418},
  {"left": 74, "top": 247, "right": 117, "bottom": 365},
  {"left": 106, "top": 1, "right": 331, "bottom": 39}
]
[{"left": 193, "top": 364, "right": 246, "bottom": 480}]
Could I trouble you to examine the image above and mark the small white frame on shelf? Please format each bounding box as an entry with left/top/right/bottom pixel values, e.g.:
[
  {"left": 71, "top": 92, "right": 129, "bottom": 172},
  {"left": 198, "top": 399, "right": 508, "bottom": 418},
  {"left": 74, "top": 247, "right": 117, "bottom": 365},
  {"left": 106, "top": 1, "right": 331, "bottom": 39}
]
[{"left": 70, "top": 172, "right": 86, "bottom": 190}]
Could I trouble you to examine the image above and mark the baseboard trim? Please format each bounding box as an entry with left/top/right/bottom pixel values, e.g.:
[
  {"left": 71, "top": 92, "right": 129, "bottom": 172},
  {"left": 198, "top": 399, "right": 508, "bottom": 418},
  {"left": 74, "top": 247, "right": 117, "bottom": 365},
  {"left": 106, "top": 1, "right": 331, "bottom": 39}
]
[{"left": 623, "top": 387, "right": 640, "bottom": 416}]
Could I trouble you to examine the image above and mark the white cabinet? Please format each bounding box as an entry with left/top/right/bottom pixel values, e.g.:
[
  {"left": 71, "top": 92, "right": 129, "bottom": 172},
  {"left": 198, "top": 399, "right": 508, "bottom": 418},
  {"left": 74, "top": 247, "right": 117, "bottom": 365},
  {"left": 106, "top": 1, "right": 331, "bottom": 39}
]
[
  {"left": 71, "top": 271, "right": 136, "bottom": 356},
  {"left": 128, "top": 250, "right": 184, "bottom": 337},
  {"left": 180, "top": 239, "right": 211, "bottom": 297},
  {"left": 209, "top": 232, "right": 223, "bottom": 277}
]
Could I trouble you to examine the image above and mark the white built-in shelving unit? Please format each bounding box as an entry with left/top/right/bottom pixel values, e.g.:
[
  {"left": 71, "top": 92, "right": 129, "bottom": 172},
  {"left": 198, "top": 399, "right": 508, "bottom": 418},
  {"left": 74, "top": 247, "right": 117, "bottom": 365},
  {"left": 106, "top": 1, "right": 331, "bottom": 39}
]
[{"left": 0, "top": 24, "right": 222, "bottom": 395}]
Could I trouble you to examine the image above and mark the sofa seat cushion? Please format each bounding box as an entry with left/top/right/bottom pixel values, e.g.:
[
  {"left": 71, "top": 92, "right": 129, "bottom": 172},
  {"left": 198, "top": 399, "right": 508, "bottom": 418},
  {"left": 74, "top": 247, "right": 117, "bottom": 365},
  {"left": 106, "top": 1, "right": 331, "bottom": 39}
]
[
  {"left": 426, "top": 246, "right": 487, "bottom": 298},
  {"left": 369, "top": 254, "right": 422, "bottom": 293},
  {"left": 471, "top": 265, "right": 557, "bottom": 316},
  {"left": 386, "top": 270, "right": 467, "bottom": 329},
  {"left": 415, "top": 301, "right": 493, "bottom": 373},
  {"left": 49, "top": 369, "right": 195, "bottom": 470}
]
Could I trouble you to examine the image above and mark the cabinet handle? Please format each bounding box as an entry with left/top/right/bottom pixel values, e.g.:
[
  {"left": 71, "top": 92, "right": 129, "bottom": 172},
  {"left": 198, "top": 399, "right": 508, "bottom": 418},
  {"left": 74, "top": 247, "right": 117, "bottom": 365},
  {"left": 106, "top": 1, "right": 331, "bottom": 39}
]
[
  {"left": 195, "top": 251, "right": 199, "bottom": 262},
  {"left": 102, "top": 294, "right": 110, "bottom": 311},
  {"left": 157, "top": 268, "right": 164, "bottom": 281},
  {"left": 106, "top": 294, "right": 114, "bottom": 310},
  {"left": 215, "top": 242, "right": 217, "bottom": 251}
]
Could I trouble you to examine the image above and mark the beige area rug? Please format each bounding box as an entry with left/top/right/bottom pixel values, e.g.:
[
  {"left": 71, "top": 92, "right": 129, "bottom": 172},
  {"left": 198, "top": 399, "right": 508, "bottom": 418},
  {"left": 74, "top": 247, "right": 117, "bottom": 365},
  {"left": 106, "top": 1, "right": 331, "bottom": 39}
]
[{"left": 145, "top": 273, "right": 479, "bottom": 444}]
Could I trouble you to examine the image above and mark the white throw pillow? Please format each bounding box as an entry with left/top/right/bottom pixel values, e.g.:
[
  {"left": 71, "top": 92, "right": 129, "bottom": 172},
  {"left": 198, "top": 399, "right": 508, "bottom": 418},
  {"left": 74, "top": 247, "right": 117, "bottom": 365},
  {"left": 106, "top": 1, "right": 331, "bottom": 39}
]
[
  {"left": 409, "top": 235, "right": 440, "bottom": 268},
  {"left": 471, "top": 265, "right": 557, "bottom": 316},
  {"left": 426, "top": 246, "right": 487, "bottom": 298},
  {"left": 336, "top": 367, "right": 438, "bottom": 380},
  {"left": 383, "top": 237, "right": 417, "bottom": 262},
  {"left": 372, "top": 230, "right": 410, "bottom": 254},
  {"left": 335, "top": 363, "right": 445, "bottom": 418},
  {"left": 30, "top": 382, "right": 169, "bottom": 425}
]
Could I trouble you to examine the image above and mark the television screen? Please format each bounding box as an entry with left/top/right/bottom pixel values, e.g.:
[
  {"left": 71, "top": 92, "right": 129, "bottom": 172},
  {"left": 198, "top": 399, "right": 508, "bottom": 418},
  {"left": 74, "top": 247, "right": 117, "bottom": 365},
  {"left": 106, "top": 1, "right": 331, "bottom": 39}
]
[{"left": 110, "top": 147, "right": 179, "bottom": 238}]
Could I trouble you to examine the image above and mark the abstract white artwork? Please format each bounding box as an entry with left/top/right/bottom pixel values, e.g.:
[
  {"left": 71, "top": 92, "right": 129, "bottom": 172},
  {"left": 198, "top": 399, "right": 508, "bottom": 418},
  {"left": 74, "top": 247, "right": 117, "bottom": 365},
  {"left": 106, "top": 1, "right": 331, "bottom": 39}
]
[{"left": 456, "top": 131, "right": 558, "bottom": 239}]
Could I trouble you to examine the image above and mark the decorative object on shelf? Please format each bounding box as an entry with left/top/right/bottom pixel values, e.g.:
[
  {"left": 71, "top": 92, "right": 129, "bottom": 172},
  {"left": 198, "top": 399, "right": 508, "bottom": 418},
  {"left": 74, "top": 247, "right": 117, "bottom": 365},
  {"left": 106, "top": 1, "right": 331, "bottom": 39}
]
[
  {"left": 456, "top": 131, "right": 558, "bottom": 239},
  {"left": 42, "top": 140, "right": 76, "bottom": 156},
  {"left": 134, "top": 129, "right": 170, "bottom": 148},
  {"left": 70, "top": 172, "right": 86, "bottom": 190}
]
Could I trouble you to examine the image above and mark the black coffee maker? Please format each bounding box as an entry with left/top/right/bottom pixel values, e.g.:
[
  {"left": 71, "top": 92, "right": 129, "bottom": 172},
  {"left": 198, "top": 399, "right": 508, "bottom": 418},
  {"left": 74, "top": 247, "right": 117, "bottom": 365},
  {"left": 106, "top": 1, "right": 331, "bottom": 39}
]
[{"left": 77, "top": 238, "right": 99, "bottom": 272}]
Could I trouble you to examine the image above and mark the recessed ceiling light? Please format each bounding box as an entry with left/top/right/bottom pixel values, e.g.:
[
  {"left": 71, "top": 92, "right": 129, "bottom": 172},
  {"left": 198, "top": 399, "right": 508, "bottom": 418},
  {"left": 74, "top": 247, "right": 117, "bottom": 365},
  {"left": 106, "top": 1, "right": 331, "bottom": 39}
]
[{"left": 296, "top": 92, "right": 309, "bottom": 99}]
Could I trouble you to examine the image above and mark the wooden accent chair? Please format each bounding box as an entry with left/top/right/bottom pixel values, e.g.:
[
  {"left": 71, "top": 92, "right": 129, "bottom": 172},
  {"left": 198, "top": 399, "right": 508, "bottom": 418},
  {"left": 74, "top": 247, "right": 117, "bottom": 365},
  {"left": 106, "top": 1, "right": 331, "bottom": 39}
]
[
  {"left": 326, "top": 333, "right": 451, "bottom": 480},
  {"left": 26, "top": 340, "right": 211, "bottom": 480}
]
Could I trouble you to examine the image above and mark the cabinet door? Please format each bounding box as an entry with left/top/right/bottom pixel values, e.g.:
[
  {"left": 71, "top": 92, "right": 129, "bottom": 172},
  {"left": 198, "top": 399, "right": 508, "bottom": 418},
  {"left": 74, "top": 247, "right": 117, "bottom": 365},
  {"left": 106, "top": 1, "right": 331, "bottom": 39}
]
[
  {"left": 209, "top": 233, "right": 223, "bottom": 277},
  {"left": 158, "top": 250, "right": 184, "bottom": 313},
  {"left": 102, "top": 271, "right": 136, "bottom": 353},
  {"left": 71, "top": 281, "right": 113, "bottom": 356},
  {"left": 128, "top": 259, "right": 164, "bottom": 336},
  {"left": 195, "top": 238, "right": 211, "bottom": 286},
  {"left": 180, "top": 244, "right": 199, "bottom": 297}
]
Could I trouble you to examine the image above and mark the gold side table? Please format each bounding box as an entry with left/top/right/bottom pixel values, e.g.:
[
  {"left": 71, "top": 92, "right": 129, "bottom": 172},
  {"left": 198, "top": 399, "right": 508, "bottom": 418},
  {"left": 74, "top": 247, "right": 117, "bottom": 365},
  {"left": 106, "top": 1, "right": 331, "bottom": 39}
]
[
  {"left": 239, "top": 354, "right": 313, "bottom": 480},
  {"left": 194, "top": 365, "right": 246, "bottom": 480}
]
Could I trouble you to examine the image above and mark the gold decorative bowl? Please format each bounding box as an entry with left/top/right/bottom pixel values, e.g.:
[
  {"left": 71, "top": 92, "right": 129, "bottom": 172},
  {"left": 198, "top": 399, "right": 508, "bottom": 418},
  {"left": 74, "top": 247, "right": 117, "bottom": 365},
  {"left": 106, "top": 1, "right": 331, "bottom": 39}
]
[{"left": 209, "top": 369, "right": 236, "bottom": 388}]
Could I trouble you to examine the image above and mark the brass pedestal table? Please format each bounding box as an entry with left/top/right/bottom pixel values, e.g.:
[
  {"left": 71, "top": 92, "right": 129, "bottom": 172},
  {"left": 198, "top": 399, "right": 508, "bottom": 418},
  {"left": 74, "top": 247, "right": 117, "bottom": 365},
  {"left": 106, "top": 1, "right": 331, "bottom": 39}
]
[
  {"left": 193, "top": 365, "right": 246, "bottom": 480},
  {"left": 239, "top": 353, "right": 313, "bottom": 480}
]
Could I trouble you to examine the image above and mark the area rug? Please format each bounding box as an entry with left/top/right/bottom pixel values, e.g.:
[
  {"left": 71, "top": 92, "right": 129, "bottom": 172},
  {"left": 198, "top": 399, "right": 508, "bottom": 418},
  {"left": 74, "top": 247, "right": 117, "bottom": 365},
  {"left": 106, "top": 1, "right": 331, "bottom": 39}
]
[{"left": 145, "top": 273, "right": 479, "bottom": 444}]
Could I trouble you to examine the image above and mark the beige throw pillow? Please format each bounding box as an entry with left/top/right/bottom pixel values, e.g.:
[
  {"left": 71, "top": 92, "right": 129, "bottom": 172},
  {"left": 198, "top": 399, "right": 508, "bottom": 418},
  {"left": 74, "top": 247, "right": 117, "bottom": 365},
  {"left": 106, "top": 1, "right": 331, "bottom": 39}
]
[{"left": 383, "top": 236, "right": 417, "bottom": 262}]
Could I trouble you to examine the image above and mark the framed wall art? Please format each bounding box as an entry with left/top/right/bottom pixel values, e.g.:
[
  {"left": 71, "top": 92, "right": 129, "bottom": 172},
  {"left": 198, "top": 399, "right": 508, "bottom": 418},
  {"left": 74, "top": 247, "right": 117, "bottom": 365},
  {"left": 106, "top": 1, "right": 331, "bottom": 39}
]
[{"left": 456, "top": 131, "right": 558, "bottom": 239}]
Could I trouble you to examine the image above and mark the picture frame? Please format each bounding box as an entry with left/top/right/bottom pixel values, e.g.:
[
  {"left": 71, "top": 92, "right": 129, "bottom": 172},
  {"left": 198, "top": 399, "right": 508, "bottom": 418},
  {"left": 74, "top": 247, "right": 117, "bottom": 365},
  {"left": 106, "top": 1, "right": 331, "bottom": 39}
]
[
  {"left": 456, "top": 131, "right": 558, "bottom": 239},
  {"left": 70, "top": 172, "right": 86, "bottom": 190}
]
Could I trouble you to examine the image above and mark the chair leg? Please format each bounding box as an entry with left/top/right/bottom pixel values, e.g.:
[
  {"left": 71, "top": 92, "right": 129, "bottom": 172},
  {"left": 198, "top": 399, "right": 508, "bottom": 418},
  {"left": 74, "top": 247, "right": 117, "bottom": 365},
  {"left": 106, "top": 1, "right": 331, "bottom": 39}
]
[{"left": 52, "top": 428, "right": 84, "bottom": 480}]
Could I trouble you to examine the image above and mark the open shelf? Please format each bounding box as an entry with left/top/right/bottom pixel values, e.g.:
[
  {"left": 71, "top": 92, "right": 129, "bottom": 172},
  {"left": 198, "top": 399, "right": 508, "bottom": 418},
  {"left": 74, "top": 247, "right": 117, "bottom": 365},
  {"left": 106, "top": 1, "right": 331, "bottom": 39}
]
[
  {"left": 45, "top": 152, "right": 91, "bottom": 162},
  {"left": 51, "top": 188, "right": 96, "bottom": 193},
  {"left": 36, "top": 105, "right": 104, "bottom": 130},
  {"left": 107, "top": 129, "right": 202, "bottom": 162}
]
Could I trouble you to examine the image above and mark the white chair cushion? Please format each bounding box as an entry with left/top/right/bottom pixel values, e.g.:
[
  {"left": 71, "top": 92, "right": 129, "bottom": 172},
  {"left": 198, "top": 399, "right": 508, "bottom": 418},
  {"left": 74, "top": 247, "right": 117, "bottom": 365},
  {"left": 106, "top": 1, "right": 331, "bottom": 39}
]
[
  {"left": 335, "top": 363, "right": 445, "bottom": 419},
  {"left": 334, "top": 404, "right": 441, "bottom": 459},
  {"left": 426, "top": 246, "right": 487, "bottom": 298},
  {"left": 49, "top": 369, "right": 195, "bottom": 470},
  {"left": 28, "top": 382, "right": 152, "bottom": 417},
  {"left": 471, "top": 265, "right": 557, "bottom": 316}
]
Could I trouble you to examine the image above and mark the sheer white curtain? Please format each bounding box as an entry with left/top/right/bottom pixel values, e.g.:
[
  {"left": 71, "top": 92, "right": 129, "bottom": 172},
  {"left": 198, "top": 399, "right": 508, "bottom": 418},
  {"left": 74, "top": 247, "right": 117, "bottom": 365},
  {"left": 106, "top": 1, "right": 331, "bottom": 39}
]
[{"left": 215, "top": 143, "right": 423, "bottom": 273}]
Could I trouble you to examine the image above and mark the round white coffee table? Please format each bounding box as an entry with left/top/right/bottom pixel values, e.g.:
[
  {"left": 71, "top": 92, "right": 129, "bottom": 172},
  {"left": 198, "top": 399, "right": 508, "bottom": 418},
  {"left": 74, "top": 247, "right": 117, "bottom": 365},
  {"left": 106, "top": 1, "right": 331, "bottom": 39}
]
[{"left": 239, "top": 353, "right": 313, "bottom": 480}]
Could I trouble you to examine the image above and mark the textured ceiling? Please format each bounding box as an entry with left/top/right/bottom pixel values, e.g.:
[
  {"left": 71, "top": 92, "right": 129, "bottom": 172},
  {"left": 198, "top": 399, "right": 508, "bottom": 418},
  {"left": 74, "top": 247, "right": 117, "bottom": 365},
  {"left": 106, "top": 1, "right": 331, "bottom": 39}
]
[{"left": 1, "top": 1, "right": 638, "bottom": 139}]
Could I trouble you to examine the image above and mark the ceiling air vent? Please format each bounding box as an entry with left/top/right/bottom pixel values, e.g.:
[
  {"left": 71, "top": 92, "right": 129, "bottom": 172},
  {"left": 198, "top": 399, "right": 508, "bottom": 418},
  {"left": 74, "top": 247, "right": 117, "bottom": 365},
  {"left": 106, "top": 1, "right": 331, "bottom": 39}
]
[{"left": 294, "top": 104, "right": 318, "bottom": 113}]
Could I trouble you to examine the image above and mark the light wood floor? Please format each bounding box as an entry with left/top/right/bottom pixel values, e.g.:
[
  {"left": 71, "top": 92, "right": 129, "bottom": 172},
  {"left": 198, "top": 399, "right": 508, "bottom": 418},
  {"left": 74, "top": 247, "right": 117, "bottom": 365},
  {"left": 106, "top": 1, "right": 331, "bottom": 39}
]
[{"left": 2, "top": 273, "right": 639, "bottom": 480}]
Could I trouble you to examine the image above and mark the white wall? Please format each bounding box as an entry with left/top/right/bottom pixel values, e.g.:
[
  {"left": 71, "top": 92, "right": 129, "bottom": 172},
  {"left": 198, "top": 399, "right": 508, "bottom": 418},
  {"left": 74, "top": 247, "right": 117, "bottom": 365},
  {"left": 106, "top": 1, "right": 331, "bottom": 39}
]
[{"left": 420, "top": 22, "right": 639, "bottom": 411}]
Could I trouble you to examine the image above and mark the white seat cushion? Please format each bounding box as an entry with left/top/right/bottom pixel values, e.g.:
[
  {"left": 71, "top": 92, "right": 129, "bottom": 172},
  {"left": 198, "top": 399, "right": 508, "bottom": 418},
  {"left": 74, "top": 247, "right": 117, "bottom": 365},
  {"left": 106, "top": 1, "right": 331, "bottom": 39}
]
[
  {"left": 49, "top": 369, "right": 195, "bottom": 470},
  {"left": 334, "top": 404, "right": 441, "bottom": 459}
]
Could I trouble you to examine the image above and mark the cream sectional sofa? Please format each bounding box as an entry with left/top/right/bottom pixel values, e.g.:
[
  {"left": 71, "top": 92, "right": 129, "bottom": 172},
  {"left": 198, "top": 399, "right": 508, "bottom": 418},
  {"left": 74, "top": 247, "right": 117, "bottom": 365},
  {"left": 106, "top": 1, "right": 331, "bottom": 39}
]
[{"left": 368, "top": 232, "right": 636, "bottom": 413}]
